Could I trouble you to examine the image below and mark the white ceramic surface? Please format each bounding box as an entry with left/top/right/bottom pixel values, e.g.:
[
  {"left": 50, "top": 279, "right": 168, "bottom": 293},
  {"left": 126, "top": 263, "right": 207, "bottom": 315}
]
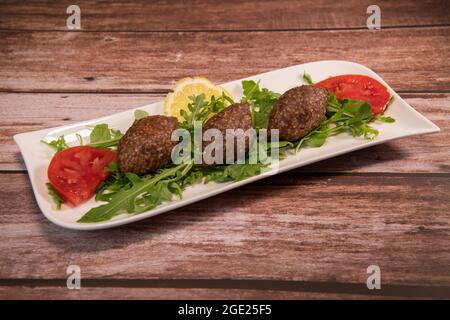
[{"left": 14, "top": 60, "right": 440, "bottom": 230}]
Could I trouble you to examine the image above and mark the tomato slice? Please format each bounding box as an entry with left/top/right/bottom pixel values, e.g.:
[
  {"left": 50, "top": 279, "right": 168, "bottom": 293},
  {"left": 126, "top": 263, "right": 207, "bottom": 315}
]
[
  {"left": 47, "top": 146, "right": 116, "bottom": 206},
  {"left": 315, "top": 74, "right": 392, "bottom": 115}
]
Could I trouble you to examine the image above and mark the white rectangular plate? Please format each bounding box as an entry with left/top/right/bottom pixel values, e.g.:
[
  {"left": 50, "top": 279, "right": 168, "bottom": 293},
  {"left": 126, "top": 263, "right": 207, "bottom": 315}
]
[{"left": 14, "top": 60, "right": 440, "bottom": 230}]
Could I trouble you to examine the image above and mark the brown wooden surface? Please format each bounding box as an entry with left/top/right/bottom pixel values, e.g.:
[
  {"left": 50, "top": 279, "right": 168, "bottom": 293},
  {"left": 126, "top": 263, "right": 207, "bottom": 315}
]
[
  {"left": 0, "top": 0, "right": 449, "bottom": 300},
  {"left": 1, "top": 28, "right": 450, "bottom": 92},
  {"left": 0, "top": 0, "right": 449, "bottom": 31},
  {"left": 0, "top": 286, "right": 417, "bottom": 300},
  {"left": 1, "top": 173, "right": 449, "bottom": 286}
]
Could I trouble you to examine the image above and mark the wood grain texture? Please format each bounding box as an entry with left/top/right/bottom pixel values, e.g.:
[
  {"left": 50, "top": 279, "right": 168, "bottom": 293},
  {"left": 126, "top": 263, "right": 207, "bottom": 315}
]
[
  {"left": 1, "top": 28, "right": 449, "bottom": 93},
  {"left": 1, "top": 0, "right": 449, "bottom": 300},
  {"left": 0, "top": 0, "right": 449, "bottom": 31},
  {"left": 0, "top": 285, "right": 412, "bottom": 300},
  {"left": 0, "top": 172, "right": 449, "bottom": 287},
  {"left": 1, "top": 93, "right": 448, "bottom": 172}
]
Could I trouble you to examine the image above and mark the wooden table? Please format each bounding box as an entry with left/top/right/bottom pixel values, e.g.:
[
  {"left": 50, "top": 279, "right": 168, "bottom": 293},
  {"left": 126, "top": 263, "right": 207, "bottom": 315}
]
[{"left": 0, "top": 0, "right": 449, "bottom": 300}]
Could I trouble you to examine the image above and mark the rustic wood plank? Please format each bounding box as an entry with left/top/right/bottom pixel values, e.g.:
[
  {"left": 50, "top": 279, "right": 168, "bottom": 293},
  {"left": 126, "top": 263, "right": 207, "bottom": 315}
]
[
  {"left": 1, "top": 28, "right": 449, "bottom": 92},
  {"left": 0, "top": 285, "right": 408, "bottom": 300},
  {"left": 1, "top": 279, "right": 447, "bottom": 299},
  {"left": 0, "top": 172, "right": 448, "bottom": 286},
  {"left": 1, "top": 93, "right": 448, "bottom": 172},
  {"left": 0, "top": 0, "right": 449, "bottom": 31}
]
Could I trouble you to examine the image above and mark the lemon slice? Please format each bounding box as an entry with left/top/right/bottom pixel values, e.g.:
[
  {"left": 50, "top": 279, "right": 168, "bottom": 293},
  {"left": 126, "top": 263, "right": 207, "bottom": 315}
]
[{"left": 164, "top": 77, "right": 233, "bottom": 122}]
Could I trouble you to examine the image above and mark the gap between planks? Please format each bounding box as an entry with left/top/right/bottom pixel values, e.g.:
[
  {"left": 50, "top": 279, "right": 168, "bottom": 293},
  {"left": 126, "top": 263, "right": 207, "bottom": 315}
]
[
  {"left": 1, "top": 23, "right": 450, "bottom": 34},
  {"left": 0, "top": 279, "right": 449, "bottom": 299}
]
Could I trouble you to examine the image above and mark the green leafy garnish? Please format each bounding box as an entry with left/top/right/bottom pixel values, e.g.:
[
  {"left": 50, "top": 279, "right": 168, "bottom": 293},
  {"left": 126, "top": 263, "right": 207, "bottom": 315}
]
[
  {"left": 43, "top": 79, "right": 395, "bottom": 224},
  {"left": 376, "top": 116, "right": 396, "bottom": 123},
  {"left": 41, "top": 135, "right": 69, "bottom": 153},
  {"left": 94, "top": 162, "right": 136, "bottom": 202},
  {"left": 241, "top": 78, "right": 394, "bottom": 153},
  {"left": 134, "top": 109, "right": 149, "bottom": 121},
  {"left": 241, "top": 80, "right": 280, "bottom": 129},
  {"left": 46, "top": 182, "right": 64, "bottom": 209},
  {"left": 179, "top": 93, "right": 233, "bottom": 133},
  {"left": 202, "top": 163, "right": 268, "bottom": 183},
  {"left": 78, "top": 162, "right": 194, "bottom": 223},
  {"left": 303, "top": 72, "right": 314, "bottom": 85},
  {"left": 88, "top": 124, "right": 123, "bottom": 148},
  {"left": 76, "top": 133, "right": 84, "bottom": 145},
  {"left": 294, "top": 93, "right": 395, "bottom": 152}
]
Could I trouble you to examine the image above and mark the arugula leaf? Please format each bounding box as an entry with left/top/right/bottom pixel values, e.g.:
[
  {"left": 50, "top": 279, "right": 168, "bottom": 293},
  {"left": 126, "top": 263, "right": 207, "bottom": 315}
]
[
  {"left": 78, "top": 163, "right": 192, "bottom": 223},
  {"left": 294, "top": 93, "right": 396, "bottom": 152},
  {"left": 76, "top": 133, "right": 84, "bottom": 145},
  {"left": 41, "top": 135, "right": 69, "bottom": 153},
  {"left": 179, "top": 93, "right": 233, "bottom": 132},
  {"left": 242, "top": 80, "right": 260, "bottom": 98},
  {"left": 241, "top": 80, "right": 280, "bottom": 129},
  {"left": 88, "top": 124, "right": 124, "bottom": 148},
  {"left": 267, "top": 140, "right": 294, "bottom": 148},
  {"left": 95, "top": 162, "right": 134, "bottom": 202},
  {"left": 179, "top": 94, "right": 209, "bottom": 130},
  {"left": 303, "top": 131, "right": 327, "bottom": 147},
  {"left": 326, "top": 92, "right": 341, "bottom": 111},
  {"left": 303, "top": 72, "right": 314, "bottom": 85},
  {"left": 134, "top": 109, "right": 149, "bottom": 120},
  {"left": 341, "top": 99, "right": 372, "bottom": 119},
  {"left": 375, "top": 116, "right": 396, "bottom": 123},
  {"left": 89, "top": 124, "right": 112, "bottom": 144},
  {"left": 182, "top": 169, "right": 204, "bottom": 186},
  {"left": 202, "top": 163, "right": 267, "bottom": 183},
  {"left": 46, "top": 182, "right": 64, "bottom": 209}
]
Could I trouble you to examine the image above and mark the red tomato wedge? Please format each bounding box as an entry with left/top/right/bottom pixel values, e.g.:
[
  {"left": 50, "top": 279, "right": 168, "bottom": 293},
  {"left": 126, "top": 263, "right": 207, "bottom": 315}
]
[
  {"left": 47, "top": 146, "right": 116, "bottom": 206},
  {"left": 315, "top": 74, "right": 392, "bottom": 115}
]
